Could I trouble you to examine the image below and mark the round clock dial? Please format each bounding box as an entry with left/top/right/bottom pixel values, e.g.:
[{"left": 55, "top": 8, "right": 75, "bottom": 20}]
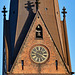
[{"left": 30, "top": 46, "right": 49, "bottom": 63}]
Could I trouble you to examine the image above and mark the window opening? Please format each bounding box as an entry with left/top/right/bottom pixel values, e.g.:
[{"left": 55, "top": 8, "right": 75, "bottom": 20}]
[
  {"left": 36, "top": 24, "right": 43, "bottom": 38},
  {"left": 55, "top": 60, "right": 58, "bottom": 70},
  {"left": 21, "top": 60, "right": 24, "bottom": 70}
]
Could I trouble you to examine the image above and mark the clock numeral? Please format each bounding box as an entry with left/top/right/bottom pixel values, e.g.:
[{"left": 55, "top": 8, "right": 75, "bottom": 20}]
[
  {"left": 42, "top": 48, "right": 46, "bottom": 52},
  {"left": 31, "top": 55, "right": 35, "bottom": 57},
  {"left": 35, "top": 57, "right": 38, "bottom": 61},
  {"left": 37, "top": 58, "right": 39, "bottom": 62},
  {"left": 43, "top": 55, "right": 47, "bottom": 57},
  {"left": 38, "top": 47, "right": 40, "bottom": 51},
  {"left": 32, "top": 51, "right": 36, "bottom": 54},
  {"left": 41, "top": 57, "right": 44, "bottom": 61},
  {"left": 32, "top": 53, "right": 36, "bottom": 55},
  {"left": 43, "top": 54, "right": 47, "bottom": 55},
  {"left": 38, "top": 58, "right": 40, "bottom": 62},
  {"left": 36, "top": 47, "right": 39, "bottom": 50},
  {"left": 33, "top": 48, "right": 36, "bottom": 52},
  {"left": 33, "top": 56, "right": 36, "bottom": 58},
  {"left": 40, "top": 47, "right": 42, "bottom": 51},
  {"left": 32, "top": 51, "right": 34, "bottom": 54},
  {"left": 42, "top": 57, "right": 45, "bottom": 60},
  {"left": 40, "top": 58, "right": 42, "bottom": 62},
  {"left": 43, "top": 51, "right": 47, "bottom": 54}
]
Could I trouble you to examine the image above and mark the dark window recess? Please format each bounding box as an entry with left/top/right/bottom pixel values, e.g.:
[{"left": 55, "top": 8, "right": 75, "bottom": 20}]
[
  {"left": 21, "top": 60, "right": 24, "bottom": 70},
  {"left": 55, "top": 60, "right": 58, "bottom": 70},
  {"left": 36, "top": 25, "right": 43, "bottom": 38}
]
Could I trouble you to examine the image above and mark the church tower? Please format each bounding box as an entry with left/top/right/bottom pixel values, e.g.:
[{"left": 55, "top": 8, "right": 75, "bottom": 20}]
[{"left": 2, "top": 0, "right": 72, "bottom": 75}]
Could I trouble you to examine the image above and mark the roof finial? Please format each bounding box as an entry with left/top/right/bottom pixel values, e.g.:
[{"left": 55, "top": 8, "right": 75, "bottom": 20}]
[
  {"left": 61, "top": 7, "right": 67, "bottom": 18},
  {"left": 35, "top": 0, "right": 40, "bottom": 12},
  {"left": 2, "top": 6, "right": 7, "bottom": 18}
]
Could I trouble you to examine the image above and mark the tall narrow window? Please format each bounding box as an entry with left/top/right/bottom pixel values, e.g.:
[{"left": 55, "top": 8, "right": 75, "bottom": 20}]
[
  {"left": 55, "top": 60, "right": 58, "bottom": 70},
  {"left": 21, "top": 60, "right": 24, "bottom": 70},
  {"left": 36, "top": 25, "right": 43, "bottom": 38}
]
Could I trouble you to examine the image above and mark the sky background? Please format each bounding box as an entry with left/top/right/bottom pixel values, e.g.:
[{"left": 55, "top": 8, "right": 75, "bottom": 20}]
[{"left": 0, "top": 0, "right": 75, "bottom": 75}]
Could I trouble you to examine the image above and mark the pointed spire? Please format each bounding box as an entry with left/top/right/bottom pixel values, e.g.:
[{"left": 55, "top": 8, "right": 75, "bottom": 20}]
[
  {"left": 61, "top": 7, "right": 67, "bottom": 18},
  {"left": 2, "top": 6, "right": 7, "bottom": 19}
]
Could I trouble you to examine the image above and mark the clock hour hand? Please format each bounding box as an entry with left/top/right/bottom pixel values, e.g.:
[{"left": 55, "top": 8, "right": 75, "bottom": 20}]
[{"left": 36, "top": 52, "right": 47, "bottom": 58}]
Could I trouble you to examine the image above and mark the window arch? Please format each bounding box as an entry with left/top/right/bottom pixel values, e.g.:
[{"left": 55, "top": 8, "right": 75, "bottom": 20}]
[{"left": 36, "top": 24, "right": 43, "bottom": 38}]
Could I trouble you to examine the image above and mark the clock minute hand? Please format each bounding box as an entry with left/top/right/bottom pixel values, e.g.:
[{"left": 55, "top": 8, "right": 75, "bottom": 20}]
[{"left": 36, "top": 53, "right": 46, "bottom": 58}]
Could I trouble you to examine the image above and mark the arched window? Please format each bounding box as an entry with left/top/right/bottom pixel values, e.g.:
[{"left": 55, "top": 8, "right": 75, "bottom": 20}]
[{"left": 36, "top": 25, "right": 43, "bottom": 38}]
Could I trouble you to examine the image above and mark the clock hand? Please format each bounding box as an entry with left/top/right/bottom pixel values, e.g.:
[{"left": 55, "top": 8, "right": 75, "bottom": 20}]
[
  {"left": 36, "top": 53, "right": 46, "bottom": 58},
  {"left": 32, "top": 51, "right": 47, "bottom": 59}
]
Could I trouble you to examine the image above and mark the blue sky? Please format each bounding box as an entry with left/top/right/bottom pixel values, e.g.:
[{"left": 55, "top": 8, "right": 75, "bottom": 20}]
[{"left": 0, "top": 0, "right": 75, "bottom": 75}]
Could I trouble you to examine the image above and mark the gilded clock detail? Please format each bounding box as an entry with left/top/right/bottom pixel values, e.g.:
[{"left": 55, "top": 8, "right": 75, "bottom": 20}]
[{"left": 30, "top": 46, "right": 49, "bottom": 63}]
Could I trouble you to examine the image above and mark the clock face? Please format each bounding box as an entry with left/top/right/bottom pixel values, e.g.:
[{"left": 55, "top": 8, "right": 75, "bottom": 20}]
[{"left": 30, "top": 46, "right": 49, "bottom": 63}]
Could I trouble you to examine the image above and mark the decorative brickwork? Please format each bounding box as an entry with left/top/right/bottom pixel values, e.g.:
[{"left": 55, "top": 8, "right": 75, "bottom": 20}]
[{"left": 9, "top": 12, "right": 69, "bottom": 75}]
